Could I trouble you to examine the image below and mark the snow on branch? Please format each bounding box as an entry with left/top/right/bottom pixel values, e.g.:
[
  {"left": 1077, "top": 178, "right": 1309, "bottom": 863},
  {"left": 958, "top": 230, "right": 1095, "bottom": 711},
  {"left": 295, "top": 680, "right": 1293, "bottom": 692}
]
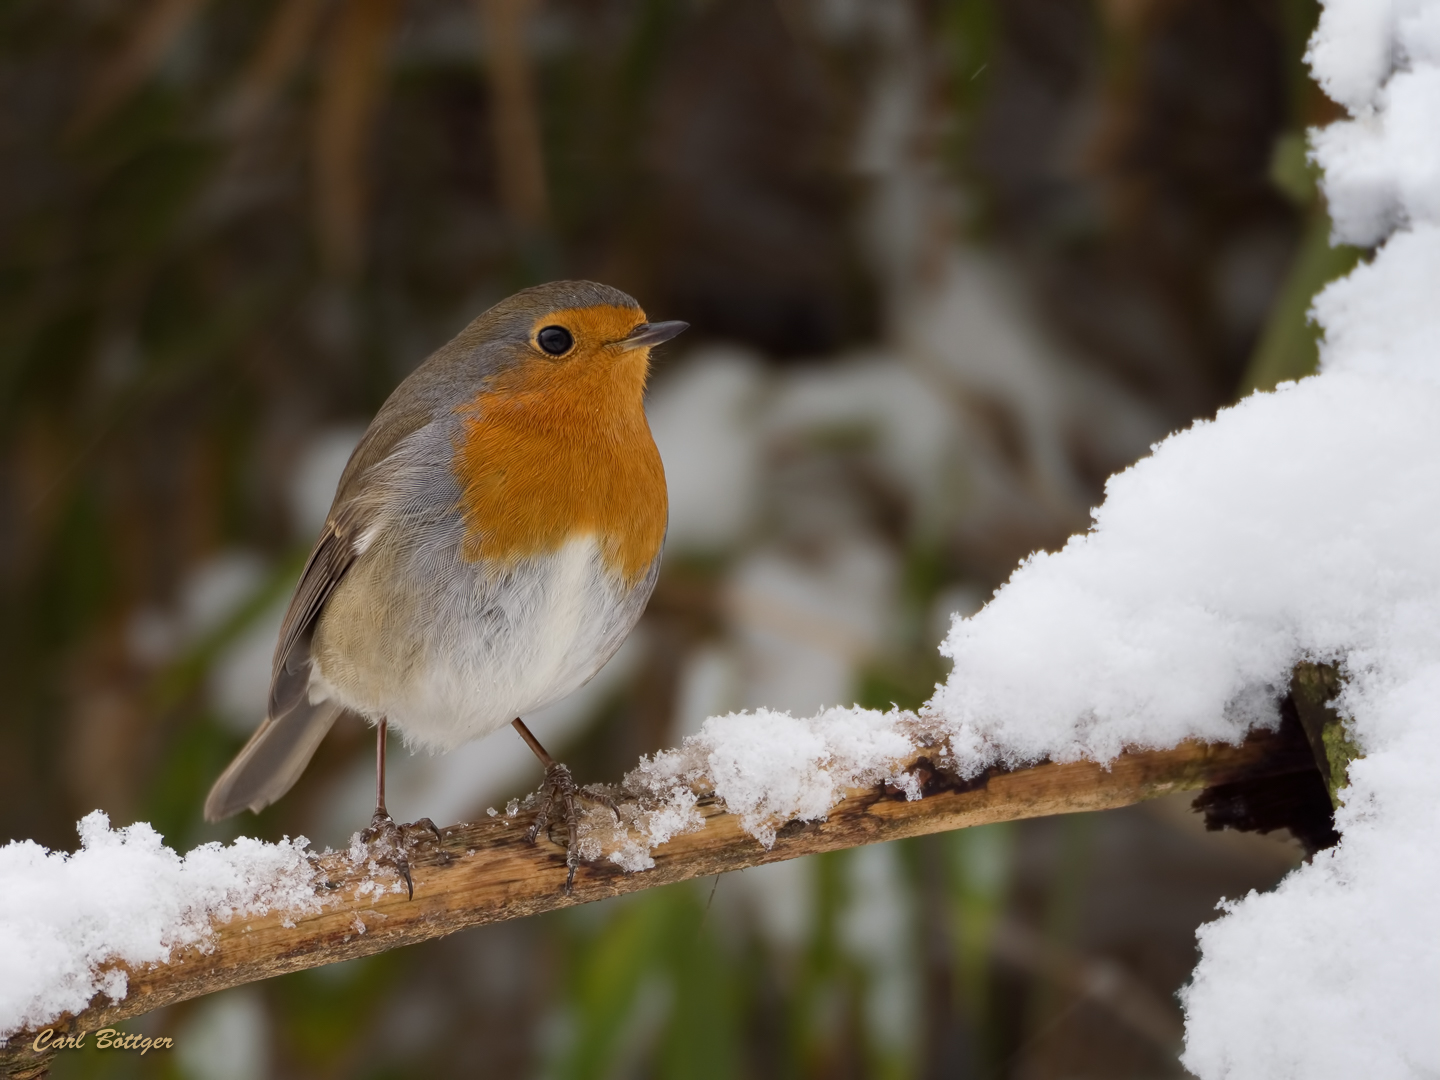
[{"left": 0, "top": 723, "right": 1309, "bottom": 1077}]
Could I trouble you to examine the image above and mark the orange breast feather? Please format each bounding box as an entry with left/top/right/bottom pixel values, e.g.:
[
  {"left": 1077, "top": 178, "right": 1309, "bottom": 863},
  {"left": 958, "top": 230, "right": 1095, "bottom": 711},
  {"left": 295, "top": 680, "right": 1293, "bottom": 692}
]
[{"left": 452, "top": 310, "right": 667, "bottom": 586}]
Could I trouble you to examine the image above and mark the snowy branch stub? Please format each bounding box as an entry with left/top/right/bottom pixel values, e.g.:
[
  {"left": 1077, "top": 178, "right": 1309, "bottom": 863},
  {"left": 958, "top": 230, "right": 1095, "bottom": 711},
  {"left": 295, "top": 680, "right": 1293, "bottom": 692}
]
[{"left": 1289, "top": 662, "right": 1359, "bottom": 808}]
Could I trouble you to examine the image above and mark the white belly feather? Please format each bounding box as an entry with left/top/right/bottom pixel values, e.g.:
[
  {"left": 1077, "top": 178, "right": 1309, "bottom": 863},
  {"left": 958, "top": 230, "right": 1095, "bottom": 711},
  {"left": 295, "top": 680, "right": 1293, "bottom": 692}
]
[
  {"left": 393, "top": 534, "right": 633, "bottom": 749},
  {"left": 309, "top": 533, "right": 651, "bottom": 753}
]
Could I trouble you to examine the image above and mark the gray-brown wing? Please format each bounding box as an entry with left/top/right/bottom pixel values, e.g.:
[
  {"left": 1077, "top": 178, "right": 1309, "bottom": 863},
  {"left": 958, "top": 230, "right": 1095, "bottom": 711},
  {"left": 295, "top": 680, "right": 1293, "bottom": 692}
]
[
  {"left": 204, "top": 336, "right": 474, "bottom": 820},
  {"left": 267, "top": 501, "right": 369, "bottom": 718},
  {"left": 203, "top": 504, "right": 373, "bottom": 821},
  {"left": 267, "top": 366, "right": 462, "bottom": 713}
]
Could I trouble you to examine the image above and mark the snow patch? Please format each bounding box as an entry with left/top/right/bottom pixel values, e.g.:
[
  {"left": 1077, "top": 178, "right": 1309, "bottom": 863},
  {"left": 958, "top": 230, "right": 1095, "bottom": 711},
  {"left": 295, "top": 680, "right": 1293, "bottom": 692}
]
[
  {"left": 626, "top": 707, "right": 919, "bottom": 848},
  {"left": 0, "top": 813, "right": 318, "bottom": 1040}
]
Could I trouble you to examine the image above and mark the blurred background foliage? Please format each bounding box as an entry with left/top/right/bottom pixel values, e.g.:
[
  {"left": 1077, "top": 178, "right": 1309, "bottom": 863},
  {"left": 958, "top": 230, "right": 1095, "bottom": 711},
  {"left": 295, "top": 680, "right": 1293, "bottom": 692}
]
[{"left": 0, "top": 0, "right": 1358, "bottom": 1075}]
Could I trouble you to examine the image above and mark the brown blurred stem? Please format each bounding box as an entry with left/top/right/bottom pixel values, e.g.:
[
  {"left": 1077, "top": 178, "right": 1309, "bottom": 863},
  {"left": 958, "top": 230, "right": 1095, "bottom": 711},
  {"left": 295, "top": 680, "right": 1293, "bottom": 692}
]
[
  {"left": 68, "top": 0, "right": 206, "bottom": 138},
  {"left": 476, "top": 0, "right": 550, "bottom": 230},
  {"left": 0, "top": 724, "right": 1316, "bottom": 1076},
  {"left": 224, "top": 0, "right": 328, "bottom": 135},
  {"left": 314, "top": 0, "right": 402, "bottom": 277}
]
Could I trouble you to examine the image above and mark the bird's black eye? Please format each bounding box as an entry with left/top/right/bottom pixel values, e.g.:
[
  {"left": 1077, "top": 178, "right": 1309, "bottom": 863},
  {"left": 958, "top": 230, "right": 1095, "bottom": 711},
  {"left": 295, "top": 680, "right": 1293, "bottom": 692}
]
[{"left": 537, "top": 325, "right": 573, "bottom": 356}]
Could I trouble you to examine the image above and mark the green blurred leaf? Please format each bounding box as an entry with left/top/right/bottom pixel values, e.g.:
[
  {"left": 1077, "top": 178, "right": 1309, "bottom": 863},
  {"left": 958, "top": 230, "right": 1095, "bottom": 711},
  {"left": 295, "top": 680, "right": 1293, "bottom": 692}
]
[{"left": 1239, "top": 209, "right": 1362, "bottom": 397}]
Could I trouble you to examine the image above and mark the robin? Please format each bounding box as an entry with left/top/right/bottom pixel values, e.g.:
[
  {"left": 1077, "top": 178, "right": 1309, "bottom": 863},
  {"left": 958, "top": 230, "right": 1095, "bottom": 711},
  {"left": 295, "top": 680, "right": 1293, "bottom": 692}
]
[{"left": 204, "top": 280, "right": 686, "bottom": 893}]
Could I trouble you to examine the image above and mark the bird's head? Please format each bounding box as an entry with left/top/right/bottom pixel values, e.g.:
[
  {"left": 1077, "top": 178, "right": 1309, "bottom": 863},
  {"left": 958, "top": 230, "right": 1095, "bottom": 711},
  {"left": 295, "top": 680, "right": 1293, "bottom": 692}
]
[{"left": 454, "top": 281, "right": 688, "bottom": 403}]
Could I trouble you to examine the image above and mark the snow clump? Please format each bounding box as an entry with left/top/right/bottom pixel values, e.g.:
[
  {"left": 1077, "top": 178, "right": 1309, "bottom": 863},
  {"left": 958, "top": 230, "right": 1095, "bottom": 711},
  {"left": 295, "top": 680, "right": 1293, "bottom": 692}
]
[{"left": 0, "top": 813, "right": 318, "bottom": 1040}]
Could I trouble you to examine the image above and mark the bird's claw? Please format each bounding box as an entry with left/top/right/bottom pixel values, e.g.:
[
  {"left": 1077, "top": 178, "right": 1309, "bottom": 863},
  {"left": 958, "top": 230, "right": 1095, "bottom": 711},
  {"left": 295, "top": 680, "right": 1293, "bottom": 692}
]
[
  {"left": 361, "top": 812, "right": 442, "bottom": 899},
  {"left": 525, "top": 764, "right": 618, "bottom": 893}
]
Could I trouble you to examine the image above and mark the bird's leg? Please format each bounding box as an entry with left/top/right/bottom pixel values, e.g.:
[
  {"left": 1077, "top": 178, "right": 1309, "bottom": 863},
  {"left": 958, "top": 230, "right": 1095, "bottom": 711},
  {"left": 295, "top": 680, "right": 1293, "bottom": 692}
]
[
  {"left": 360, "top": 718, "right": 441, "bottom": 899},
  {"left": 374, "top": 715, "right": 389, "bottom": 820},
  {"left": 512, "top": 717, "right": 619, "bottom": 893}
]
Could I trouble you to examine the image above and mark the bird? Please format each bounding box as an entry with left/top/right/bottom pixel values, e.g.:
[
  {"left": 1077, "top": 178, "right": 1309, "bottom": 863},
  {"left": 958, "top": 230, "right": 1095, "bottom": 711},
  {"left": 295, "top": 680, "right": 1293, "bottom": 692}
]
[{"left": 204, "top": 280, "right": 685, "bottom": 893}]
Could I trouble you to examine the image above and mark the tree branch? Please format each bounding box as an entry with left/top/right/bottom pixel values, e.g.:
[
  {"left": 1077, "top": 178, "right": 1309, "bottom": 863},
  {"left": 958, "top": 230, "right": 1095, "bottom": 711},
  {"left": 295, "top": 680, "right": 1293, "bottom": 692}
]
[{"left": 0, "top": 724, "right": 1316, "bottom": 1076}]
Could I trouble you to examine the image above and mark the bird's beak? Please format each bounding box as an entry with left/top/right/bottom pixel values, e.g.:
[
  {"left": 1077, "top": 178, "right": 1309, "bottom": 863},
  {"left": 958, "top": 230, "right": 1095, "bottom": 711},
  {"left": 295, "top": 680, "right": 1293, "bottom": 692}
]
[{"left": 622, "top": 320, "right": 689, "bottom": 349}]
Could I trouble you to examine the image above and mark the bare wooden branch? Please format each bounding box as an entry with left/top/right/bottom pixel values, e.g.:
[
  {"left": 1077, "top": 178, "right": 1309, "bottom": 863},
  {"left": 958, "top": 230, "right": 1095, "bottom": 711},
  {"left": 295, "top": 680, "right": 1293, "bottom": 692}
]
[{"left": 0, "top": 726, "right": 1316, "bottom": 1076}]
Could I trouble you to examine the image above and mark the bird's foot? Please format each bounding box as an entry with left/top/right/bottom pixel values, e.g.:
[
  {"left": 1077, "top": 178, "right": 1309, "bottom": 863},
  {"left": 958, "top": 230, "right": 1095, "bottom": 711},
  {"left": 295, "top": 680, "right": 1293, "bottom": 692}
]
[
  {"left": 360, "top": 811, "right": 442, "bottom": 900},
  {"left": 526, "top": 763, "right": 621, "bottom": 894}
]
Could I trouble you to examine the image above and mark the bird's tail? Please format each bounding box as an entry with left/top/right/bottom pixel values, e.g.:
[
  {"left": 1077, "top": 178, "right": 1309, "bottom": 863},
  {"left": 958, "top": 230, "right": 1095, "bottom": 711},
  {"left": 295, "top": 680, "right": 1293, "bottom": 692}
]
[{"left": 204, "top": 697, "right": 342, "bottom": 821}]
